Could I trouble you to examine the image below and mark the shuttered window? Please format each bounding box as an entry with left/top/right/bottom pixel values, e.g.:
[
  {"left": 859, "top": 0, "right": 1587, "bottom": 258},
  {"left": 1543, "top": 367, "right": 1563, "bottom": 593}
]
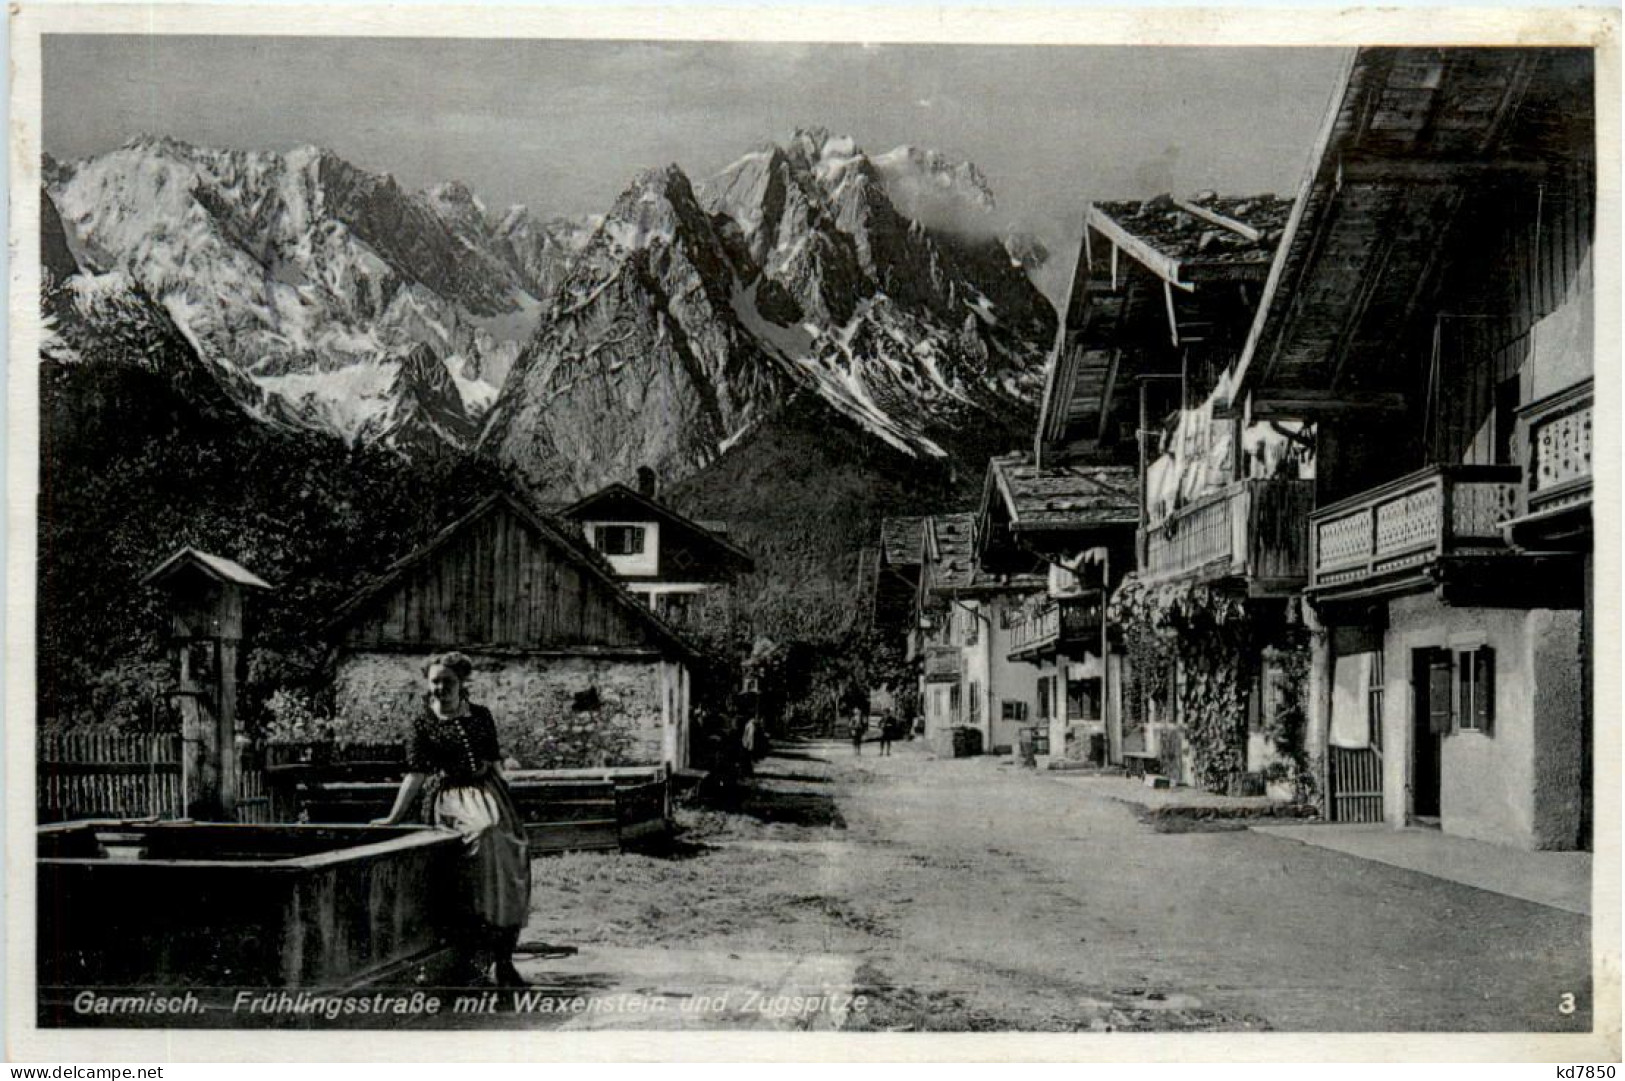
[
  {"left": 1367, "top": 651, "right": 1385, "bottom": 750},
  {"left": 1428, "top": 654, "right": 1454, "bottom": 736},
  {"left": 594, "top": 525, "right": 646, "bottom": 556},
  {"left": 1456, "top": 647, "right": 1496, "bottom": 735}
]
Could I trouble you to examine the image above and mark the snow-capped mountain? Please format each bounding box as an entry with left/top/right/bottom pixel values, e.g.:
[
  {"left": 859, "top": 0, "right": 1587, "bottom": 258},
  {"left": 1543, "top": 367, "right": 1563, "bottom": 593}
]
[
  {"left": 46, "top": 130, "right": 1056, "bottom": 480},
  {"left": 483, "top": 129, "right": 1057, "bottom": 497},
  {"left": 43, "top": 138, "right": 583, "bottom": 452}
]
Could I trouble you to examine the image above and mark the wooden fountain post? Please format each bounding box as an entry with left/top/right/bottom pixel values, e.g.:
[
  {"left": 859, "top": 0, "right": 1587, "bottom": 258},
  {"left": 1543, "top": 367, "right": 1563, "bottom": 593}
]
[{"left": 143, "top": 549, "right": 272, "bottom": 821}]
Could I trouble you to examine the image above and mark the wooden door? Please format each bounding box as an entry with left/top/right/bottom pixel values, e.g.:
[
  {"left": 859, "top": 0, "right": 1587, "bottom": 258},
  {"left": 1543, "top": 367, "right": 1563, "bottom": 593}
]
[{"left": 1412, "top": 649, "right": 1450, "bottom": 820}]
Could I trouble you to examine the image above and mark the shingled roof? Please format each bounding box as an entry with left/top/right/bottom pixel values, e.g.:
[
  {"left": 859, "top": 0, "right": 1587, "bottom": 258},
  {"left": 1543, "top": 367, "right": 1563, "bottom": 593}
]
[
  {"left": 1087, "top": 193, "right": 1293, "bottom": 280},
  {"left": 987, "top": 454, "right": 1139, "bottom": 532},
  {"left": 924, "top": 511, "right": 1045, "bottom": 596},
  {"left": 879, "top": 516, "right": 926, "bottom": 565}
]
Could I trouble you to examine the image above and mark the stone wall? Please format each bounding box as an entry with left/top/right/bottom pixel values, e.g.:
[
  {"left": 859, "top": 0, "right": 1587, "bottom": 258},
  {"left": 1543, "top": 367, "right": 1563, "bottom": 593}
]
[{"left": 333, "top": 651, "right": 668, "bottom": 769}]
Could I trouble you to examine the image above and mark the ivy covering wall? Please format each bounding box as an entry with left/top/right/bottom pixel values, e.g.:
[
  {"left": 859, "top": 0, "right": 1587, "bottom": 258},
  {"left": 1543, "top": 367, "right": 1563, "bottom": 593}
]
[{"left": 1108, "top": 574, "right": 1313, "bottom": 799}]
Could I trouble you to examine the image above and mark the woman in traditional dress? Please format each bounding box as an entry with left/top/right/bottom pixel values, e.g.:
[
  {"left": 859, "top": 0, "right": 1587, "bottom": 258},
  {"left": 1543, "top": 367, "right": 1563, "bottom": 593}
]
[{"left": 374, "top": 652, "right": 531, "bottom": 987}]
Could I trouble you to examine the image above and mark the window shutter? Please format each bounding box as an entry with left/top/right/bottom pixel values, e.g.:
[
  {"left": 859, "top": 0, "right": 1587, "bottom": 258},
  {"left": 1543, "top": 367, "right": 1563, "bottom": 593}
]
[
  {"left": 1475, "top": 648, "right": 1496, "bottom": 736},
  {"left": 1428, "top": 654, "right": 1454, "bottom": 735}
]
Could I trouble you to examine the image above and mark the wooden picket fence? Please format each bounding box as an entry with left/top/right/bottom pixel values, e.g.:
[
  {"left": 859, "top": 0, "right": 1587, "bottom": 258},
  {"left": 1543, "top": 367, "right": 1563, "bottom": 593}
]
[
  {"left": 37, "top": 732, "right": 184, "bottom": 822},
  {"left": 1328, "top": 745, "right": 1384, "bottom": 824},
  {"left": 38, "top": 732, "right": 274, "bottom": 824}
]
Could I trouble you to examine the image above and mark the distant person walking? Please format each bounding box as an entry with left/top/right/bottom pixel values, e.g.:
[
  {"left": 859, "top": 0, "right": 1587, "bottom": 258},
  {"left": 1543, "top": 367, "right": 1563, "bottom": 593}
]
[
  {"left": 850, "top": 709, "right": 868, "bottom": 756},
  {"left": 878, "top": 712, "right": 895, "bottom": 756},
  {"left": 740, "top": 715, "right": 765, "bottom": 775}
]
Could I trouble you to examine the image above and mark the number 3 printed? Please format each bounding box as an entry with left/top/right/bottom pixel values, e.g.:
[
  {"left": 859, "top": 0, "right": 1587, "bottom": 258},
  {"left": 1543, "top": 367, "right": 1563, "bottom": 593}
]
[{"left": 1559, "top": 992, "right": 1577, "bottom": 1015}]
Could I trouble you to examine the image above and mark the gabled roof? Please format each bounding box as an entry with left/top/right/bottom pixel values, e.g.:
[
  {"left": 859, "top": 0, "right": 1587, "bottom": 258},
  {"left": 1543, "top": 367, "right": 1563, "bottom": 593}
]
[
  {"left": 1038, "top": 191, "right": 1292, "bottom": 462},
  {"left": 985, "top": 454, "right": 1139, "bottom": 532},
  {"left": 326, "top": 491, "right": 704, "bottom": 665},
  {"left": 561, "top": 482, "right": 755, "bottom": 572},
  {"left": 142, "top": 547, "right": 273, "bottom": 591},
  {"left": 1085, "top": 193, "right": 1293, "bottom": 288},
  {"left": 923, "top": 511, "right": 1045, "bottom": 597},
  {"left": 1229, "top": 47, "right": 1593, "bottom": 410},
  {"left": 879, "top": 516, "right": 925, "bottom": 566}
]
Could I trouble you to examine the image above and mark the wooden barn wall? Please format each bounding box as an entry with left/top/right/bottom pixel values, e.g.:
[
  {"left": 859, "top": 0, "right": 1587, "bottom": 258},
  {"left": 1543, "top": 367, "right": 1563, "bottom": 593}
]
[
  {"left": 344, "top": 510, "right": 657, "bottom": 650},
  {"left": 1431, "top": 167, "right": 1593, "bottom": 466}
]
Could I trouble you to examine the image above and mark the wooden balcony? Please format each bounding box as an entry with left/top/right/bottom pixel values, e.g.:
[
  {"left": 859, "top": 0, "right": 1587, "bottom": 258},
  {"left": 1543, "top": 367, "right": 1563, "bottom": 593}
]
[
  {"left": 1310, "top": 465, "right": 1521, "bottom": 593},
  {"left": 1007, "top": 594, "right": 1104, "bottom": 662},
  {"left": 1140, "top": 479, "right": 1314, "bottom": 595},
  {"left": 1509, "top": 380, "right": 1592, "bottom": 544}
]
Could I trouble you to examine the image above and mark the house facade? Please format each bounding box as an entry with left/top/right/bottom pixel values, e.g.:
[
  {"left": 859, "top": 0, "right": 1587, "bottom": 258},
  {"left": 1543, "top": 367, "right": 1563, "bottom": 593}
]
[
  {"left": 915, "top": 513, "right": 1045, "bottom": 754},
  {"left": 1030, "top": 190, "right": 1300, "bottom": 787},
  {"left": 327, "top": 493, "right": 703, "bottom": 772},
  {"left": 560, "top": 480, "right": 755, "bottom": 626},
  {"left": 1228, "top": 47, "right": 1595, "bottom": 849},
  {"left": 974, "top": 455, "right": 1139, "bottom": 765}
]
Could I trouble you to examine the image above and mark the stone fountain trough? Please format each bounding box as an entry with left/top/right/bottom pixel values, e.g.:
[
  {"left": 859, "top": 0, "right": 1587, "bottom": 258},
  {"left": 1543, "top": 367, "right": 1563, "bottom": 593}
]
[{"left": 38, "top": 821, "right": 462, "bottom": 999}]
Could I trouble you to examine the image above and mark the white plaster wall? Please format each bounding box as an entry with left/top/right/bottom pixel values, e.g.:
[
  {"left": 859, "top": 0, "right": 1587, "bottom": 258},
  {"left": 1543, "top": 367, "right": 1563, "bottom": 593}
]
[
  {"left": 959, "top": 601, "right": 991, "bottom": 745},
  {"left": 1379, "top": 594, "right": 1571, "bottom": 848},
  {"left": 1526, "top": 251, "right": 1593, "bottom": 403},
  {"left": 987, "top": 596, "right": 1042, "bottom": 754},
  {"left": 1530, "top": 608, "right": 1585, "bottom": 849},
  {"left": 583, "top": 519, "right": 660, "bottom": 577},
  {"left": 334, "top": 650, "right": 667, "bottom": 769}
]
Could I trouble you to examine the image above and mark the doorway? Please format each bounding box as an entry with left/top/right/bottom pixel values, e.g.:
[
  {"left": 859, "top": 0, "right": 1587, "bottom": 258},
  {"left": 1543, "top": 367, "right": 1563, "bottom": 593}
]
[{"left": 1411, "top": 649, "right": 1448, "bottom": 822}]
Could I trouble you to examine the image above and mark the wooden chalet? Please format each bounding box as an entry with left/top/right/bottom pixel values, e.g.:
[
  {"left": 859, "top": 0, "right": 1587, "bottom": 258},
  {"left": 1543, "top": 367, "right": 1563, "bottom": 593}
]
[
  {"left": 914, "top": 512, "right": 1045, "bottom": 755},
  {"left": 327, "top": 492, "right": 704, "bottom": 771},
  {"left": 1228, "top": 47, "right": 1595, "bottom": 849},
  {"left": 560, "top": 479, "right": 755, "bottom": 626},
  {"left": 974, "top": 454, "right": 1139, "bottom": 764},
  {"left": 1036, "top": 185, "right": 1304, "bottom": 786}
]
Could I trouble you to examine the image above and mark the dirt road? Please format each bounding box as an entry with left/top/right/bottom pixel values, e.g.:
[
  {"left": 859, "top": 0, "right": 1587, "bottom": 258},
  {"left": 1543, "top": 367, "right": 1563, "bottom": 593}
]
[{"left": 519, "top": 739, "right": 1591, "bottom": 1032}]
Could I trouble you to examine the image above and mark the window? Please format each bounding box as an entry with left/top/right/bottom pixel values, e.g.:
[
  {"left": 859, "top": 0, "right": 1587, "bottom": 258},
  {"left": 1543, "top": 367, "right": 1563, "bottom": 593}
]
[
  {"left": 1067, "top": 677, "right": 1101, "bottom": 722},
  {"left": 1037, "top": 678, "right": 1052, "bottom": 722},
  {"left": 961, "top": 609, "right": 980, "bottom": 646},
  {"left": 654, "top": 592, "right": 696, "bottom": 624},
  {"left": 1455, "top": 647, "right": 1496, "bottom": 734},
  {"left": 1001, "top": 700, "right": 1028, "bottom": 722},
  {"left": 948, "top": 683, "right": 962, "bottom": 722},
  {"left": 968, "top": 681, "right": 982, "bottom": 725},
  {"left": 594, "top": 524, "right": 646, "bottom": 556}
]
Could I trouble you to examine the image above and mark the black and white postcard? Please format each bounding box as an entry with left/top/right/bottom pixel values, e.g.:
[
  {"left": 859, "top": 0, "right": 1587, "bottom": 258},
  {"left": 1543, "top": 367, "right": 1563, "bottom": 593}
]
[{"left": 7, "top": 3, "right": 1620, "bottom": 1062}]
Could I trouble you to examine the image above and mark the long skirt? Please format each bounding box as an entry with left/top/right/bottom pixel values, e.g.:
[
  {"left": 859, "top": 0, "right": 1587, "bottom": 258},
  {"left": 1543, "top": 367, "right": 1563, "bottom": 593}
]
[{"left": 430, "top": 776, "right": 531, "bottom": 930}]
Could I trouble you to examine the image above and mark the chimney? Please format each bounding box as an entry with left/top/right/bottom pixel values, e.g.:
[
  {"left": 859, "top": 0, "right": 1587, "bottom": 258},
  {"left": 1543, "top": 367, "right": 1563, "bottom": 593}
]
[{"left": 636, "top": 466, "right": 659, "bottom": 499}]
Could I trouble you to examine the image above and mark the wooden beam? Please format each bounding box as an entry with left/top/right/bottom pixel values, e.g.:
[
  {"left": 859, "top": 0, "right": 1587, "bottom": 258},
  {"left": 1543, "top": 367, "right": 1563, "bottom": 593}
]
[
  {"left": 1086, "top": 206, "right": 1195, "bottom": 293},
  {"left": 1096, "top": 348, "right": 1122, "bottom": 442},
  {"left": 1248, "top": 391, "right": 1408, "bottom": 418},
  {"left": 1163, "top": 280, "right": 1180, "bottom": 348},
  {"left": 1226, "top": 48, "right": 1362, "bottom": 406},
  {"left": 1173, "top": 198, "right": 1262, "bottom": 243},
  {"left": 1336, "top": 155, "right": 1554, "bottom": 185}
]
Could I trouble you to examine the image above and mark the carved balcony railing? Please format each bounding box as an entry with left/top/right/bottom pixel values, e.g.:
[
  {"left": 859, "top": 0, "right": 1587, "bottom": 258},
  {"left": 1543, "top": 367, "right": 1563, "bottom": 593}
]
[
  {"left": 1310, "top": 465, "right": 1520, "bottom": 591},
  {"left": 1007, "top": 593, "right": 1104, "bottom": 661},
  {"left": 1517, "top": 379, "right": 1592, "bottom": 521},
  {"left": 1140, "top": 478, "right": 1314, "bottom": 595}
]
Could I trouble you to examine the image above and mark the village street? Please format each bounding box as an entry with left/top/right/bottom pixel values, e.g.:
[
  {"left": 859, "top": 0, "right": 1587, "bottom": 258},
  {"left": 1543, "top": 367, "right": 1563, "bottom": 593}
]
[{"left": 510, "top": 740, "right": 1593, "bottom": 1034}]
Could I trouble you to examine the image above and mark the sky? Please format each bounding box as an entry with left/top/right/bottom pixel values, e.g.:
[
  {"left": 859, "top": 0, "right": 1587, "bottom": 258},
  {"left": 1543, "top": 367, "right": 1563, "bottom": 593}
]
[{"left": 43, "top": 37, "right": 1350, "bottom": 301}]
